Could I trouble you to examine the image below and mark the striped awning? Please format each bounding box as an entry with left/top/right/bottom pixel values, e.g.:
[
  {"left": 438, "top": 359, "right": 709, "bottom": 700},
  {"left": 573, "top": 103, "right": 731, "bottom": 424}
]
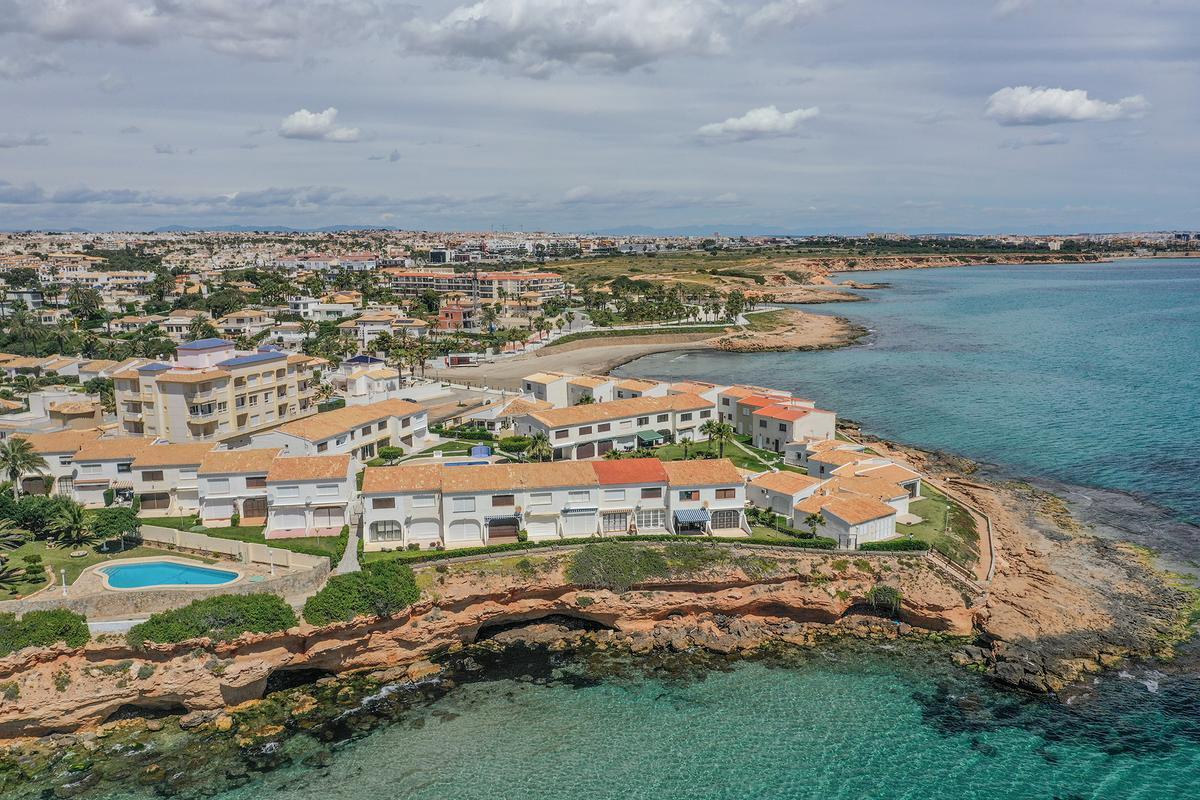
[
  {"left": 484, "top": 515, "right": 520, "bottom": 525},
  {"left": 674, "top": 508, "right": 710, "bottom": 524}
]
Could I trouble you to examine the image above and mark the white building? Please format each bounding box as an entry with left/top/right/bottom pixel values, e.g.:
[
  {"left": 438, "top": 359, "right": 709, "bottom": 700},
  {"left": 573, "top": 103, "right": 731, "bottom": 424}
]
[
  {"left": 265, "top": 454, "right": 355, "bottom": 539},
  {"left": 250, "top": 398, "right": 429, "bottom": 468}
]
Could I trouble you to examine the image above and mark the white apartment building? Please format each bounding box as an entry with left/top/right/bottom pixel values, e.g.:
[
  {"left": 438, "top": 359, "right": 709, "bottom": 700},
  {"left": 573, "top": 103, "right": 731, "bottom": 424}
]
[
  {"left": 750, "top": 400, "right": 837, "bottom": 453},
  {"left": 514, "top": 394, "right": 716, "bottom": 460},
  {"left": 288, "top": 295, "right": 356, "bottom": 321},
  {"left": 566, "top": 376, "right": 616, "bottom": 405},
  {"left": 250, "top": 398, "right": 429, "bottom": 468},
  {"left": 197, "top": 448, "right": 279, "bottom": 527},
  {"left": 359, "top": 457, "right": 747, "bottom": 552},
  {"left": 378, "top": 269, "right": 565, "bottom": 301},
  {"left": 521, "top": 371, "right": 573, "bottom": 407},
  {"left": 265, "top": 455, "right": 356, "bottom": 539},
  {"left": 19, "top": 428, "right": 105, "bottom": 497},
  {"left": 613, "top": 378, "right": 669, "bottom": 400},
  {"left": 112, "top": 339, "right": 325, "bottom": 444},
  {"left": 130, "top": 442, "right": 215, "bottom": 517},
  {"left": 747, "top": 471, "right": 824, "bottom": 519},
  {"left": 217, "top": 310, "right": 275, "bottom": 338},
  {"left": 336, "top": 312, "right": 430, "bottom": 353}
]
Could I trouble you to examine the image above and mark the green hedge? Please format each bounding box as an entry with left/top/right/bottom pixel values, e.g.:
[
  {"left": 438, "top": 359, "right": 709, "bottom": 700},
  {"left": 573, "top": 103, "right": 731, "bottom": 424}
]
[
  {"left": 0, "top": 610, "right": 90, "bottom": 657},
  {"left": 127, "top": 594, "right": 298, "bottom": 647},
  {"left": 546, "top": 325, "right": 728, "bottom": 348},
  {"left": 302, "top": 560, "right": 421, "bottom": 626},
  {"left": 859, "top": 539, "right": 930, "bottom": 552}
]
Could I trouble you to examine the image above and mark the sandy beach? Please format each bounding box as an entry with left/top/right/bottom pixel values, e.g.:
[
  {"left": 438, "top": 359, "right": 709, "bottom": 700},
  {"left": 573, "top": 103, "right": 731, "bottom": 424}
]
[{"left": 430, "top": 309, "right": 864, "bottom": 390}]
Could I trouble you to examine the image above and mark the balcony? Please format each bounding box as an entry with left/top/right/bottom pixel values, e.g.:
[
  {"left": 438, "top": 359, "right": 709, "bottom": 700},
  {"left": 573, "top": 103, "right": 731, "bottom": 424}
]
[{"left": 189, "top": 406, "right": 221, "bottom": 422}]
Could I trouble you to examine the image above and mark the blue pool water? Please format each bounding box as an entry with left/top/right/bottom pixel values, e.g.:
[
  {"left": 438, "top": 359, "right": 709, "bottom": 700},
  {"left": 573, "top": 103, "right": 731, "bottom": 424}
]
[
  {"left": 618, "top": 258, "right": 1200, "bottom": 529},
  {"left": 100, "top": 561, "right": 239, "bottom": 589}
]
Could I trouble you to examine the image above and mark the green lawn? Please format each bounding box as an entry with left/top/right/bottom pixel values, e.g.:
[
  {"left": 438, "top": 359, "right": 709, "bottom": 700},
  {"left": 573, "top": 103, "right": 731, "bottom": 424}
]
[
  {"left": 749, "top": 525, "right": 798, "bottom": 541},
  {"left": 3, "top": 541, "right": 211, "bottom": 597},
  {"left": 896, "top": 483, "right": 979, "bottom": 567},
  {"left": 654, "top": 440, "right": 772, "bottom": 472},
  {"left": 400, "top": 440, "right": 478, "bottom": 461}
]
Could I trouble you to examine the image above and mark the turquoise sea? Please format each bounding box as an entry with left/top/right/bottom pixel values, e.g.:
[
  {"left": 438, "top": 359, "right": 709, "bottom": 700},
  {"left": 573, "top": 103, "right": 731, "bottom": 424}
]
[{"left": 620, "top": 259, "right": 1200, "bottom": 537}]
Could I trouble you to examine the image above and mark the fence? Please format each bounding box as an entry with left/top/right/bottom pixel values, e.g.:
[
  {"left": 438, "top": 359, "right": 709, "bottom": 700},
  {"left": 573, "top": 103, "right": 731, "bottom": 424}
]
[{"left": 138, "top": 525, "right": 328, "bottom": 571}]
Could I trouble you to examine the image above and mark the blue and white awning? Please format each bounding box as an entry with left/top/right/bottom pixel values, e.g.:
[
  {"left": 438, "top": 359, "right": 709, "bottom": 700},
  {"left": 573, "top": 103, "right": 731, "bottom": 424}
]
[
  {"left": 484, "top": 515, "right": 520, "bottom": 524},
  {"left": 673, "top": 508, "right": 710, "bottom": 524},
  {"left": 561, "top": 506, "right": 598, "bottom": 515}
]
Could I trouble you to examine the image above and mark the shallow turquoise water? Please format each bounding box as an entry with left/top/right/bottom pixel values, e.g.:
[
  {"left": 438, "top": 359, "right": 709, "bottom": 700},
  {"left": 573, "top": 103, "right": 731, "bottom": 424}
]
[
  {"left": 618, "top": 259, "right": 1200, "bottom": 527},
  {"left": 100, "top": 561, "right": 238, "bottom": 588},
  {"left": 210, "top": 644, "right": 1200, "bottom": 800}
]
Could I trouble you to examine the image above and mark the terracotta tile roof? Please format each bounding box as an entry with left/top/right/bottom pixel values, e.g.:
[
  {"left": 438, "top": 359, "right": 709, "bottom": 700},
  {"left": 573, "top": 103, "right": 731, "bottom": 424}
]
[
  {"left": 133, "top": 442, "right": 217, "bottom": 468},
  {"left": 273, "top": 398, "right": 422, "bottom": 442},
  {"left": 812, "top": 450, "right": 879, "bottom": 467},
  {"left": 669, "top": 381, "right": 718, "bottom": 395},
  {"left": 806, "top": 439, "right": 862, "bottom": 453},
  {"left": 749, "top": 471, "right": 822, "bottom": 495},
  {"left": 720, "top": 385, "right": 790, "bottom": 400},
  {"left": 495, "top": 398, "right": 553, "bottom": 417},
  {"left": 526, "top": 393, "right": 711, "bottom": 428},
  {"left": 78, "top": 359, "right": 119, "bottom": 373},
  {"left": 615, "top": 378, "right": 662, "bottom": 392},
  {"left": 49, "top": 400, "right": 99, "bottom": 415},
  {"left": 75, "top": 436, "right": 157, "bottom": 462},
  {"left": 737, "top": 394, "right": 785, "bottom": 409},
  {"left": 567, "top": 375, "right": 611, "bottom": 389},
  {"left": 592, "top": 458, "right": 669, "bottom": 485},
  {"left": 361, "top": 464, "right": 444, "bottom": 493},
  {"left": 518, "top": 461, "right": 598, "bottom": 490},
  {"left": 522, "top": 371, "right": 572, "bottom": 384},
  {"left": 266, "top": 454, "right": 351, "bottom": 482},
  {"left": 794, "top": 494, "right": 895, "bottom": 526},
  {"left": 854, "top": 463, "right": 921, "bottom": 483},
  {"left": 662, "top": 458, "right": 743, "bottom": 487},
  {"left": 198, "top": 448, "right": 281, "bottom": 475},
  {"left": 824, "top": 476, "right": 909, "bottom": 502},
  {"left": 19, "top": 428, "right": 104, "bottom": 454},
  {"left": 755, "top": 404, "right": 832, "bottom": 422},
  {"left": 156, "top": 369, "right": 231, "bottom": 385},
  {"left": 440, "top": 463, "right": 522, "bottom": 494}
]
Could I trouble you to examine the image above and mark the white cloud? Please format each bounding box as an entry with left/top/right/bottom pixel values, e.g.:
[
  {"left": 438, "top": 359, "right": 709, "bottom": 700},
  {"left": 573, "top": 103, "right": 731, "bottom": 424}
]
[
  {"left": 986, "top": 86, "right": 1149, "bottom": 126},
  {"left": 0, "top": 133, "right": 49, "bottom": 149},
  {"left": 697, "top": 105, "right": 819, "bottom": 142},
  {"left": 279, "top": 107, "right": 360, "bottom": 142},
  {"left": 403, "top": 0, "right": 729, "bottom": 77},
  {"left": 0, "top": 53, "right": 62, "bottom": 80},
  {"left": 743, "top": 0, "right": 836, "bottom": 31},
  {"left": 999, "top": 131, "right": 1069, "bottom": 149}
]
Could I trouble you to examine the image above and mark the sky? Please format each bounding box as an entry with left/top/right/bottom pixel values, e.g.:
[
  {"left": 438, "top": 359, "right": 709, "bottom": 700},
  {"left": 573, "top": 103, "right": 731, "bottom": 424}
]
[{"left": 0, "top": 0, "right": 1196, "bottom": 234}]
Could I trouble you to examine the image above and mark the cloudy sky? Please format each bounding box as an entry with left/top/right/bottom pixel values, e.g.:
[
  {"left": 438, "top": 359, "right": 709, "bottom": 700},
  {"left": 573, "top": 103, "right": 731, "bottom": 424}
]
[{"left": 0, "top": 0, "right": 1195, "bottom": 233}]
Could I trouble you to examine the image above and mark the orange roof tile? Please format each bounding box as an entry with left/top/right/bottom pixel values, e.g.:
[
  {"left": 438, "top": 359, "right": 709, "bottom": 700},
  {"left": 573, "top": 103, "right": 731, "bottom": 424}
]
[
  {"left": 75, "top": 436, "right": 157, "bottom": 462},
  {"left": 19, "top": 428, "right": 104, "bottom": 454},
  {"left": 662, "top": 459, "right": 743, "bottom": 487},
  {"left": 361, "top": 464, "right": 444, "bottom": 493},
  {"left": 527, "top": 394, "right": 711, "bottom": 428},
  {"left": 592, "top": 458, "right": 668, "bottom": 485},
  {"left": 198, "top": 448, "right": 281, "bottom": 475},
  {"left": 794, "top": 494, "right": 895, "bottom": 526},
  {"left": 273, "top": 399, "right": 422, "bottom": 442},
  {"left": 749, "top": 471, "right": 822, "bottom": 495},
  {"left": 266, "top": 454, "right": 351, "bottom": 482},
  {"left": 132, "top": 442, "right": 217, "bottom": 468}
]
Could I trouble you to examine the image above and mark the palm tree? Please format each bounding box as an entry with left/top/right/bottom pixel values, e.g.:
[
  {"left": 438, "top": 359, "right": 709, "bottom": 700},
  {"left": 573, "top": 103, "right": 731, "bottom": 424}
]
[
  {"left": 0, "top": 437, "right": 47, "bottom": 499},
  {"left": 0, "top": 519, "right": 28, "bottom": 551},
  {"left": 527, "top": 431, "right": 553, "bottom": 463},
  {"left": 701, "top": 420, "right": 735, "bottom": 458},
  {"left": 299, "top": 319, "right": 319, "bottom": 341},
  {"left": 10, "top": 374, "right": 36, "bottom": 397},
  {"left": 48, "top": 501, "right": 101, "bottom": 550},
  {"left": 186, "top": 316, "right": 219, "bottom": 342},
  {"left": 804, "top": 512, "right": 826, "bottom": 537},
  {"left": 0, "top": 558, "right": 27, "bottom": 595}
]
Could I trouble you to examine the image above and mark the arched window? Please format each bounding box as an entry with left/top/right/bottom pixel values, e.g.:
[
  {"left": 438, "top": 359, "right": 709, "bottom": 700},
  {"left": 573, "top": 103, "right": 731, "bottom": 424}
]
[{"left": 370, "top": 520, "right": 403, "bottom": 542}]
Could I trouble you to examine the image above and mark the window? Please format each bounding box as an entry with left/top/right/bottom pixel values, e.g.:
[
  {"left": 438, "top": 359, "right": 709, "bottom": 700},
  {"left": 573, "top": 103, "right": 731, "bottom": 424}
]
[
  {"left": 641, "top": 487, "right": 662, "bottom": 499},
  {"left": 603, "top": 489, "right": 625, "bottom": 502},
  {"left": 679, "top": 413, "right": 693, "bottom": 422},
  {"left": 656, "top": 414, "right": 668, "bottom": 423},
  {"left": 492, "top": 494, "right": 515, "bottom": 507},
  {"left": 758, "top": 420, "right": 767, "bottom": 428},
  {"left": 413, "top": 494, "right": 436, "bottom": 508},
  {"left": 58, "top": 456, "right": 72, "bottom": 466},
  {"left": 370, "top": 520, "right": 403, "bottom": 542},
  {"left": 701, "top": 410, "right": 711, "bottom": 419},
  {"left": 716, "top": 488, "right": 737, "bottom": 500},
  {"left": 597, "top": 423, "right": 611, "bottom": 432},
  {"left": 601, "top": 512, "right": 628, "bottom": 533},
  {"left": 678, "top": 490, "right": 700, "bottom": 501},
  {"left": 554, "top": 429, "right": 569, "bottom": 440},
  {"left": 377, "top": 421, "right": 387, "bottom": 431},
  {"left": 452, "top": 496, "right": 475, "bottom": 513},
  {"left": 317, "top": 484, "right": 338, "bottom": 496},
  {"left": 721, "top": 398, "right": 730, "bottom": 406},
  {"left": 316, "top": 442, "right": 328, "bottom": 453},
  {"left": 372, "top": 497, "right": 396, "bottom": 510},
  {"left": 779, "top": 423, "right": 787, "bottom": 432},
  {"left": 401, "top": 417, "right": 411, "bottom": 428},
  {"left": 180, "top": 469, "right": 196, "bottom": 479},
  {"left": 568, "top": 490, "right": 591, "bottom": 504},
  {"left": 140, "top": 470, "right": 164, "bottom": 482},
  {"left": 117, "top": 462, "right": 132, "bottom": 473},
  {"left": 636, "top": 509, "right": 666, "bottom": 529},
  {"left": 361, "top": 426, "right": 371, "bottom": 436},
  {"left": 209, "top": 478, "right": 230, "bottom": 493},
  {"left": 578, "top": 425, "right": 592, "bottom": 436},
  {"left": 336, "top": 436, "right": 347, "bottom": 446},
  {"left": 276, "top": 485, "right": 300, "bottom": 498},
  {"left": 529, "top": 492, "right": 552, "bottom": 506},
  {"left": 246, "top": 476, "right": 266, "bottom": 489},
  {"left": 637, "top": 416, "right": 649, "bottom": 426}
]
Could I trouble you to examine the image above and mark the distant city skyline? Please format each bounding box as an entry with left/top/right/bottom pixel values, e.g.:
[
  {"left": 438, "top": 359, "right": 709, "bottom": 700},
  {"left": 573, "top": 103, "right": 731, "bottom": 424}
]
[{"left": 1, "top": 1, "right": 1195, "bottom": 233}]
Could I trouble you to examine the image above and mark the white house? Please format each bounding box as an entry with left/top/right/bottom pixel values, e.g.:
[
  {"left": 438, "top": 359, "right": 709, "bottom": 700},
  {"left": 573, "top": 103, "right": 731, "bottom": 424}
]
[
  {"left": 264, "top": 454, "right": 355, "bottom": 538},
  {"left": 130, "top": 442, "right": 216, "bottom": 517},
  {"left": 794, "top": 493, "right": 897, "bottom": 549},
  {"left": 521, "top": 371, "right": 573, "bottom": 407},
  {"left": 747, "top": 470, "right": 823, "bottom": 520},
  {"left": 19, "top": 428, "right": 105, "bottom": 497},
  {"left": 613, "top": 378, "right": 669, "bottom": 400},
  {"left": 750, "top": 400, "right": 837, "bottom": 453},
  {"left": 661, "top": 460, "right": 748, "bottom": 534},
  {"left": 197, "top": 447, "right": 280, "bottom": 526},
  {"left": 566, "top": 375, "right": 616, "bottom": 405},
  {"left": 250, "top": 398, "right": 429, "bottom": 468}
]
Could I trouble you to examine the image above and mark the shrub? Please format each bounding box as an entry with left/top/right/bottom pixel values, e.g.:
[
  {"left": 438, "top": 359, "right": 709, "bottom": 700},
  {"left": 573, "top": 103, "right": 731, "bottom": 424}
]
[
  {"left": 103, "top": 488, "right": 115, "bottom": 507},
  {"left": 91, "top": 507, "right": 140, "bottom": 541},
  {"left": 516, "top": 529, "right": 528, "bottom": 543},
  {"left": 20, "top": 553, "right": 41, "bottom": 568},
  {"left": 378, "top": 446, "right": 404, "bottom": 462},
  {"left": 566, "top": 542, "right": 670, "bottom": 594},
  {"left": 126, "top": 594, "right": 298, "bottom": 647},
  {"left": 498, "top": 436, "right": 531, "bottom": 454},
  {"left": 575, "top": 595, "right": 595, "bottom": 607},
  {"left": 302, "top": 560, "right": 421, "bottom": 626},
  {"left": 859, "top": 539, "right": 930, "bottom": 552},
  {"left": 663, "top": 542, "right": 726, "bottom": 573},
  {"left": 0, "top": 681, "right": 18, "bottom": 700},
  {"left": 867, "top": 585, "right": 903, "bottom": 616},
  {"left": 0, "top": 609, "right": 90, "bottom": 657},
  {"left": 230, "top": 512, "right": 240, "bottom": 528}
]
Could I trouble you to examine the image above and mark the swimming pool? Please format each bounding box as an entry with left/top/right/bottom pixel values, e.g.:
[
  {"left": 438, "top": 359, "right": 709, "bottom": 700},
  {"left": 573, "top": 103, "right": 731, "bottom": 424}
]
[{"left": 99, "top": 560, "right": 240, "bottom": 589}]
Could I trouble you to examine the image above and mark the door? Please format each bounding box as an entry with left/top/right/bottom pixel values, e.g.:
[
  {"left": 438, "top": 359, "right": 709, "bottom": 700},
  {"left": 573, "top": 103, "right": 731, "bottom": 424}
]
[
  {"left": 596, "top": 439, "right": 613, "bottom": 456},
  {"left": 314, "top": 507, "right": 342, "bottom": 528},
  {"left": 408, "top": 518, "right": 440, "bottom": 540},
  {"left": 273, "top": 508, "right": 305, "bottom": 531},
  {"left": 140, "top": 492, "right": 170, "bottom": 511},
  {"left": 447, "top": 519, "right": 481, "bottom": 542},
  {"left": 563, "top": 513, "right": 595, "bottom": 537},
  {"left": 525, "top": 519, "right": 558, "bottom": 538},
  {"left": 242, "top": 497, "right": 267, "bottom": 520},
  {"left": 601, "top": 512, "right": 628, "bottom": 534},
  {"left": 576, "top": 442, "right": 596, "bottom": 459},
  {"left": 487, "top": 519, "right": 520, "bottom": 543},
  {"left": 710, "top": 509, "right": 740, "bottom": 530}
]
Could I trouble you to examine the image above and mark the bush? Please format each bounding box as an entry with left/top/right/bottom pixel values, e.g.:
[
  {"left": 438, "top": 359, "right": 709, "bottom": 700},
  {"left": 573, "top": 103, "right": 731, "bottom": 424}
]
[
  {"left": 566, "top": 542, "right": 670, "bottom": 593},
  {"left": 516, "top": 529, "right": 528, "bottom": 543},
  {"left": 303, "top": 560, "right": 421, "bottom": 626},
  {"left": 230, "top": 512, "right": 240, "bottom": 528},
  {"left": 859, "top": 539, "right": 930, "bottom": 552},
  {"left": 103, "top": 488, "right": 115, "bottom": 507},
  {"left": 126, "top": 594, "right": 298, "bottom": 647},
  {"left": 378, "top": 446, "right": 404, "bottom": 462},
  {"left": 867, "top": 585, "right": 903, "bottom": 616},
  {"left": 448, "top": 426, "right": 494, "bottom": 441},
  {"left": 0, "top": 609, "right": 90, "bottom": 656},
  {"left": 91, "top": 507, "right": 141, "bottom": 541},
  {"left": 498, "top": 436, "right": 531, "bottom": 454}
]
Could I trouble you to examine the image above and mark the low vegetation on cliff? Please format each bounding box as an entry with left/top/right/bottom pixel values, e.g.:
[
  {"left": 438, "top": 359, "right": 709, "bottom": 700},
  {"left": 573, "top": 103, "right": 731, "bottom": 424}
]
[
  {"left": 566, "top": 542, "right": 671, "bottom": 593},
  {"left": 127, "top": 594, "right": 298, "bottom": 647},
  {"left": 0, "top": 609, "right": 89, "bottom": 656},
  {"left": 302, "top": 560, "right": 421, "bottom": 626}
]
